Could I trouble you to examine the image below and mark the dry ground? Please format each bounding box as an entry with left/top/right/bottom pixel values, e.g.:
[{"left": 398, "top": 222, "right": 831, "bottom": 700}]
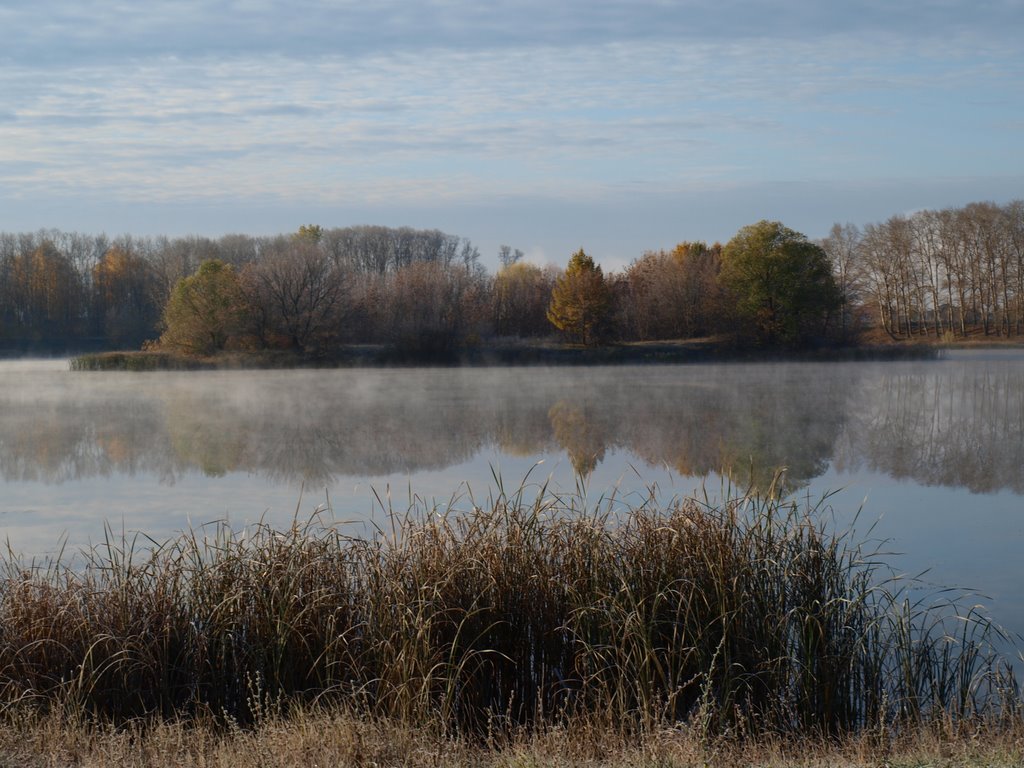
[{"left": 2, "top": 711, "right": 1022, "bottom": 768}]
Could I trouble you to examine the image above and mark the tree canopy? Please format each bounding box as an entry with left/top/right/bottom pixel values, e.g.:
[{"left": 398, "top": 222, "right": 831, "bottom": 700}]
[
  {"left": 159, "top": 259, "right": 247, "bottom": 355},
  {"left": 239, "top": 238, "right": 346, "bottom": 353},
  {"left": 720, "top": 221, "right": 841, "bottom": 345},
  {"left": 546, "top": 249, "right": 611, "bottom": 345},
  {"left": 8, "top": 202, "right": 1024, "bottom": 356},
  {"left": 92, "top": 245, "right": 160, "bottom": 347},
  {"left": 493, "top": 262, "right": 553, "bottom": 338}
]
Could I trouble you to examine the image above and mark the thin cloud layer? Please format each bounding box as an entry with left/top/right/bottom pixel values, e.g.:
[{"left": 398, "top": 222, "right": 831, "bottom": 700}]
[
  {"left": 2, "top": 1, "right": 1019, "bottom": 64},
  {"left": 0, "top": 1, "right": 1020, "bottom": 258}
]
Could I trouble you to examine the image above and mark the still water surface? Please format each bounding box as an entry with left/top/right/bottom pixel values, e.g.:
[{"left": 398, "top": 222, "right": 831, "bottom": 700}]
[{"left": 1, "top": 352, "right": 1022, "bottom": 650}]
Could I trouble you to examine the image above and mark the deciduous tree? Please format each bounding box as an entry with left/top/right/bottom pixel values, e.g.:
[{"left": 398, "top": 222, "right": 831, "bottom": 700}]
[
  {"left": 720, "top": 221, "right": 841, "bottom": 345},
  {"left": 385, "top": 261, "right": 489, "bottom": 357},
  {"left": 160, "top": 260, "right": 248, "bottom": 355},
  {"left": 614, "top": 242, "right": 725, "bottom": 341},
  {"left": 239, "top": 238, "right": 347, "bottom": 353},
  {"left": 91, "top": 245, "right": 160, "bottom": 346},
  {"left": 497, "top": 245, "right": 525, "bottom": 269},
  {"left": 5, "top": 241, "right": 83, "bottom": 344},
  {"left": 821, "top": 223, "right": 865, "bottom": 339},
  {"left": 493, "top": 262, "right": 554, "bottom": 337},
  {"left": 546, "top": 249, "right": 610, "bottom": 345}
]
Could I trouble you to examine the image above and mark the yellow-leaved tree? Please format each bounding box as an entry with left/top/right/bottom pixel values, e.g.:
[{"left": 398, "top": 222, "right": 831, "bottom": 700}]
[{"left": 546, "top": 249, "right": 610, "bottom": 345}]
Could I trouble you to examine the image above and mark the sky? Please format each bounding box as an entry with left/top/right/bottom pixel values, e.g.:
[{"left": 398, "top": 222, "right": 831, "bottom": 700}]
[{"left": 0, "top": 1, "right": 1021, "bottom": 271}]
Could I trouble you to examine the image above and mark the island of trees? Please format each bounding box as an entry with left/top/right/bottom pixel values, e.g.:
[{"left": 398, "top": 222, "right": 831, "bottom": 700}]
[{"left": 1, "top": 199, "right": 1021, "bottom": 361}]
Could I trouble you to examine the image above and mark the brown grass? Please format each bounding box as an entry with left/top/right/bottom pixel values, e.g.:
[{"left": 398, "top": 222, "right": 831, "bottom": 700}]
[
  {"left": 0, "top": 483, "right": 1018, "bottom": 745},
  {"left": 1, "top": 708, "right": 1023, "bottom": 768}
]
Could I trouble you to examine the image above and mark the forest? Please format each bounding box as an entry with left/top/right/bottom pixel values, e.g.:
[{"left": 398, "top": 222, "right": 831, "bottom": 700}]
[{"left": 0, "top": 199, "right": 1021, "bottom": 357}]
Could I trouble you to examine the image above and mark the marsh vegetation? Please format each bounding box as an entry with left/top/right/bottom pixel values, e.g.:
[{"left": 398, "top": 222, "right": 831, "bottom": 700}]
[{"left": 0, "top": 486, "right": 1016, "bottom": 741}]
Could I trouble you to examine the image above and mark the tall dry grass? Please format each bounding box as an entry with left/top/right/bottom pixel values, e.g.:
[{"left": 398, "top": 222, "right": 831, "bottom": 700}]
[{"left": 0, "top": 483, "right": 1017, "bottom": 738}]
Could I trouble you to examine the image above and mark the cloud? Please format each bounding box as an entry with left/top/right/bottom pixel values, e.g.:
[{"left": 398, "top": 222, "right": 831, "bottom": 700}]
[
  {"left": 0, "top": 28, "right": 1018, "bottom": 212},
  {"left": 2, "top": 0, "right": 1020, "bottom": 68},
  {"left": 0, "top": 160, "right": 45, "bottom": 176},
  {"left": 0, "top": 0, "right": 1020, "bottom": 255}
]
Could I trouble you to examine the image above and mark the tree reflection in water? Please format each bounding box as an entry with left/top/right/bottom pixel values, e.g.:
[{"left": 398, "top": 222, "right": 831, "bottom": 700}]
[{"left": 0, "top": 357, "right": 1022, "bottom": 495}]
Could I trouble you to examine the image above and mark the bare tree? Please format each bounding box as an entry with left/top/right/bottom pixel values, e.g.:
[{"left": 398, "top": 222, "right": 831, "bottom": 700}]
[
  {"left": 241, "top": 237, "right": 348, "bottom": 353},
  {"left": 385, "top": 261, "right": 489, "bottom": 356},
  {"left": 498, "top": 245, "right": 525, "bottom": 269},
  {"left": 847, "top": 201, "right": 1024, "bottom": 339},
  {"left": 822, "top": 224, "right": 864, "bottom": 338}
]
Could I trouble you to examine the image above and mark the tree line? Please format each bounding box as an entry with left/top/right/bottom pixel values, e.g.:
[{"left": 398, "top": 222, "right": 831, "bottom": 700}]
[
  {"left": 823, "top": 201, "right": 1024, "bottom": 339},
  {"left": 0, "top": 225, "right": 487, "bottom": 354},
  {"left": 1, "top": 199, "right": 1019, "bottom": 356}
]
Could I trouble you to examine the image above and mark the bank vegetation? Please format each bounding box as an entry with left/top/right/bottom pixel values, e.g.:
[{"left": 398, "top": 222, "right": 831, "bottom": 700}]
[
  {"left": 2, "top": 199, "right": 1020, "bottom": 361},
  {"left": 0, "top": 486, "right": 1018, "bottom": 760}
]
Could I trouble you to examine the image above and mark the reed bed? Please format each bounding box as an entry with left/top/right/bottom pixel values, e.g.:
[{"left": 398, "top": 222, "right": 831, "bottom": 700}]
[{"left": 0, "top": 484, "right": 1017, "bottom": 738}]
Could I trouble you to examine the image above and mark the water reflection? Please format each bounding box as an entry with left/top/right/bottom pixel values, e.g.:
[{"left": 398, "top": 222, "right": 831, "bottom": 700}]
[
  {"left": 1, "top": 356, "right": 1022, "bottom": 494},
  {"left": 837, "top": 365, "right": 1024, "bottom": 494}
]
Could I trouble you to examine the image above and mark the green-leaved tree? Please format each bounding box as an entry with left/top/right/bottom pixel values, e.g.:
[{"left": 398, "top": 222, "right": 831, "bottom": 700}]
[
  {"left": 160, "top": 259, "right": 248, "bottom": 355},
  {"left": 720, "top": 221, "right": 842, "bottom": 345}
]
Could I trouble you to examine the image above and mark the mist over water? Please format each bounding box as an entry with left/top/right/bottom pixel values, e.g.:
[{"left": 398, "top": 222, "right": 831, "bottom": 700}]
[{"left": 2, "top": 352, "right": 1023, "bottom": 645}]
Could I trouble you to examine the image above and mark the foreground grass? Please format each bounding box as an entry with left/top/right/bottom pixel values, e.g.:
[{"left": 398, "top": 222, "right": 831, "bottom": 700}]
[
  {"left": 2, "top": 709, "right": 1023, "bottom": 767},
  {"left": 0, "top": 484, "right": 1019, "bottom": 756}
]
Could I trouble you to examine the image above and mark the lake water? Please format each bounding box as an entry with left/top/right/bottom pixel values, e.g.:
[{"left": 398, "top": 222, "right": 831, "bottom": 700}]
[{"left": 1, "top": 352, "right": 1022, "bottom": 655}]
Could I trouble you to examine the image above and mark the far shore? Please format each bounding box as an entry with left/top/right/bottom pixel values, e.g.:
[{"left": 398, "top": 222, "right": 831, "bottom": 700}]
[{"left": 56, "top": 336, "right": 974, "bottom": 370}]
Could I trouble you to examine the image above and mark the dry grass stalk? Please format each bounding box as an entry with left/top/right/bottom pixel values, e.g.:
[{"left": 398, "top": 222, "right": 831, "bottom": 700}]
[{"left": 0, "top": 483, "right": 1017, "bottom": 740}]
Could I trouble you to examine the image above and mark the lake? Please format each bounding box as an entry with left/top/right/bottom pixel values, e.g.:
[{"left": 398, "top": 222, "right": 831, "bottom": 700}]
[{"left": 1, "top": 351, "right": 1022, "bottom": 654}]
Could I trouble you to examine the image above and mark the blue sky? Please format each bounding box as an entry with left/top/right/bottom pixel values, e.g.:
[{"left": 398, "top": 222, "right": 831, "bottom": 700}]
[{"left": 0, "top": 1, "right": 1021, "bottom": 270}]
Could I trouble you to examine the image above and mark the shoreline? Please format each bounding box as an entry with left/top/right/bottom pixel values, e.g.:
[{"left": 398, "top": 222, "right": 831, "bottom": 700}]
[{"left": 63, "top": 339, "right": 959, "bottom": 370}]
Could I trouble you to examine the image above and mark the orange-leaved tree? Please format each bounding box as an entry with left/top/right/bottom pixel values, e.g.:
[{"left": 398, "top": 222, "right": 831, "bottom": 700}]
[{"left": 546, "top": 248, "right": 610, "bottom": 345}]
